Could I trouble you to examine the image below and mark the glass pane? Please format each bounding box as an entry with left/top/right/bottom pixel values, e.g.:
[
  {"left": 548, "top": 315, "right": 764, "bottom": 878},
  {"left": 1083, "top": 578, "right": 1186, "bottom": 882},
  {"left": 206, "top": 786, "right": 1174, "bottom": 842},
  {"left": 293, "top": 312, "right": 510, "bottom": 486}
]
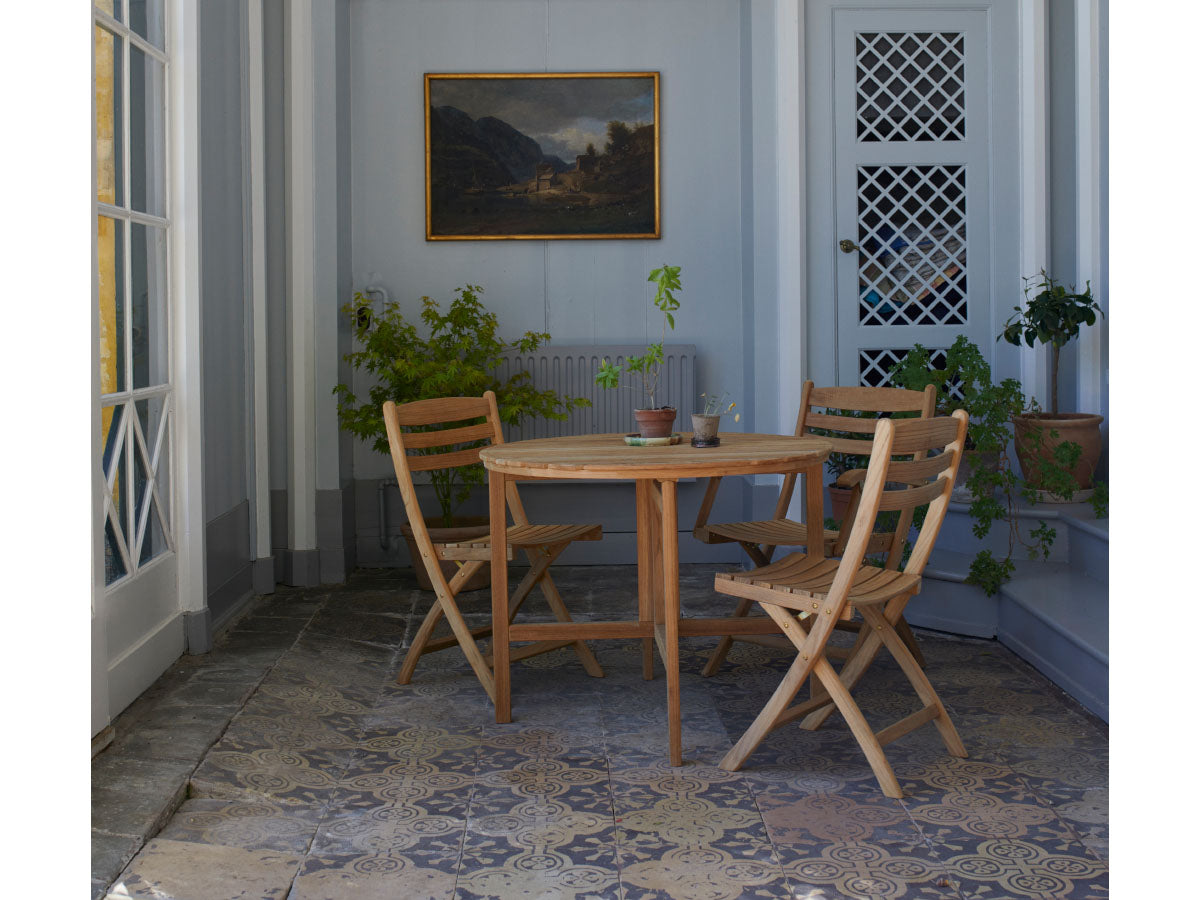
[
  {"left": 101, "top": 404, "right": 124, "bottom": 474},
  {"left": 103, "top": 413, "right": 131, "bottom": 584},
  {"left": 104, "top": 518, "right": 128, "bottom": 585},
  {"left": 98, "top": 216, "right": 126, "bottom": 394},
  {"left": 130, "top": 46, "right": 166, "bottom": 216},
  {"left": 131, "top": 223, "right": 168, "bottom": 389},
  {"left": 136, "top": 398, "right": 170, "bottom": 565},
  {"left": 96, "top": 0, "right": 123, "bottom": 21},
  {"left": 95, "top": 26, "right": 123, "bottom": 206},
  {"left": 129, "top": 0, "right": 165, "bottom": 50}
]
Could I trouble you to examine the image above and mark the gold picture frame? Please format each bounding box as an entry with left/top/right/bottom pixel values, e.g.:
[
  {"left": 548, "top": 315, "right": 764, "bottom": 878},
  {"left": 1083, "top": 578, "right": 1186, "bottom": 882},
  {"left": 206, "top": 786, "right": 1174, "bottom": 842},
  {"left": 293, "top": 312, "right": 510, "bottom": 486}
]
[{"left": 425, "top": 72, "right": 660, "bottom": 240}]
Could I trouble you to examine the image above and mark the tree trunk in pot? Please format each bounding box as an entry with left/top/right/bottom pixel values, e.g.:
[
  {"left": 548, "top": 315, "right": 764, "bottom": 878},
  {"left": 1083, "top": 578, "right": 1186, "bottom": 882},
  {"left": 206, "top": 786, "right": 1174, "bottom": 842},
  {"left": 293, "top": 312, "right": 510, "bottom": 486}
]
[{"left": 399, "top": 516, "right": 491, "bottom": 591}]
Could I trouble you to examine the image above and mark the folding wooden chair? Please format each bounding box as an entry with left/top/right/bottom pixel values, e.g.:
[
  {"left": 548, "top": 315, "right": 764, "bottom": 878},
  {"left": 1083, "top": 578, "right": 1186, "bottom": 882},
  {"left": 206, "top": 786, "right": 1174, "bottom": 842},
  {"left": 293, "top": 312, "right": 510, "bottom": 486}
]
[
  {"left": 383, "top": 392, "right": 603, "bottom": 701},
  {"left": 694, "top": 382, "right": 937, "bottom": 675},
  {"left": 713, "top": 411, "right": 968, "bottom": 798}
]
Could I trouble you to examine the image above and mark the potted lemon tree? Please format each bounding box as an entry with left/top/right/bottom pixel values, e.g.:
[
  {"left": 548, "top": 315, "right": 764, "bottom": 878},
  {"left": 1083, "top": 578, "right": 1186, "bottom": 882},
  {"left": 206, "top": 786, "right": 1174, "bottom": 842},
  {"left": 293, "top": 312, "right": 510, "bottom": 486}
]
[
  {"left": 999, "top": 271, "right": 1105, "bottom": 498},
  {"left": 595, "top": 263, "right": 683, "bottom": 439},
  {"left": 334, "top": 283, "right": 589, "bottom": 589}
]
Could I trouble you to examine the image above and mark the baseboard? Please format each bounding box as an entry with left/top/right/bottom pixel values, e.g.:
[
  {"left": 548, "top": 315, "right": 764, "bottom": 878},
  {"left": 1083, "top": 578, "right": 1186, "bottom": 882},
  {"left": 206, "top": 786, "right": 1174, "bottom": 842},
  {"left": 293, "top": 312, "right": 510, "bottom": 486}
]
[{"left": 106, "top": 614, "right": 186, "bottom": 717}]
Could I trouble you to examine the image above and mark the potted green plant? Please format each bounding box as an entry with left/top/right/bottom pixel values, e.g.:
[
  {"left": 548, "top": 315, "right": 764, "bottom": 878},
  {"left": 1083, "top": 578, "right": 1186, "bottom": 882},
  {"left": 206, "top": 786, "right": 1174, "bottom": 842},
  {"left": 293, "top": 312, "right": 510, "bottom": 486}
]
[
  {"left": 595, "top": 263, "right": 683, "bottom": 438},
  {"left": 999, "top": 271, "right": 1105, "bottom": 496},
  {"left": 334, "top": 283, "right": 589, "bottom": 589},
  {"left": 691, "top": 391, "right": 739, "bottom": 447},
  {"left": 888, "top": 336, "right": 1105, "bottom": 596}
]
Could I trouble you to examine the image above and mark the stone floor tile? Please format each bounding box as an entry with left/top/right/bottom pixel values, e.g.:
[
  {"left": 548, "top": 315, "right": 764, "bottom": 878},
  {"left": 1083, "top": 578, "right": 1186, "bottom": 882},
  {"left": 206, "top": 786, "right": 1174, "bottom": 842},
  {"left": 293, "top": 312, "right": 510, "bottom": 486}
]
[
  {"left": 311, "top": 804, "right": 466, "bottom": 860},
  {"left": 290, "top": 851, "right": 458, "bottom": 900},
  {"left": 91, "top": 755, "right": 194, "bottom": 837},
  {"left": 107, "top": 838, "right": 302, "bottom": 900},
  {"left": 249, "top": 592, "right": 327, "bottom": 619},
  {"left": 189, "top": 745, "right": 348, "bottom": 807},
  {"left": 752, "top": 782, "right": 921, "bottom": 845},
  {"left": 157, "top": 798, "right": 325, "bottom": 853},
  {"left": 932, "top": 835, "right": 1109, "bottom": 899},
  {"left": 777, "top": 839, "right": 960, "bottom": 900},
  {"left": 106, "top": 706, "right": 232, "bottom": 762},
  {"left": 619, "top": 837, "right": 790, "bottom": 900},
  {"left": 91, "top": 830, "right": 142, "bottom": 886},
  {"left": 306, "top": 608, "right": 409, "bottom": 647},
  {"left": 456, "top": 818, "right": 621, "bottom": 900}
]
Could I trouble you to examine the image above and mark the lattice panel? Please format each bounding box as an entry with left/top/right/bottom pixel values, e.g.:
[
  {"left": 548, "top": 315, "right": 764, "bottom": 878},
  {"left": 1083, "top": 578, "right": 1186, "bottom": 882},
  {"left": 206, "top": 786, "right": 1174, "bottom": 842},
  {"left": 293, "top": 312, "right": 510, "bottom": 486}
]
[
  {"left": 856, "top": 32, "right": 965, "bottom": 142},
  {"left": 859, "top": 347, "right": 953, "bottom": 391},
  {"left": 857, "top": 165, "right": 967, "bottom": 327},
  {"left": 102, "top": 395, "right": 173, "bottom": 584}
]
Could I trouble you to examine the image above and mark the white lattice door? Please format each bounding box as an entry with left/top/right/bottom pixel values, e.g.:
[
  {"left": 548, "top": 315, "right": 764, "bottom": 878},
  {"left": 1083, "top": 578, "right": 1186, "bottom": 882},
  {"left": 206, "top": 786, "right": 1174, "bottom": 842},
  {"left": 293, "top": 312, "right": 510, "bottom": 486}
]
[{"left": 831, "top": 8, "right": 995, "bottom": 386}]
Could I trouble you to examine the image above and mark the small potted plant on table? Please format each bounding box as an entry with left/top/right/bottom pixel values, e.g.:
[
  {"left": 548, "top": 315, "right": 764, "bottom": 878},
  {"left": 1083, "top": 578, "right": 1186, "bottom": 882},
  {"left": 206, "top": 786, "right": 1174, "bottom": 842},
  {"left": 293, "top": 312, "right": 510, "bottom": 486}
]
[
  {"left": 691, "top": 392, "right": 739, "bottom": 447},
  {"left": 334, "top": 283, "right": 589, "bottom": 589},
  {"left": 1000, "top": 271, "right": 1105, "bottom": 499},
  {"left": 595, "top": 263, "right": 683, "bottom": 440}
]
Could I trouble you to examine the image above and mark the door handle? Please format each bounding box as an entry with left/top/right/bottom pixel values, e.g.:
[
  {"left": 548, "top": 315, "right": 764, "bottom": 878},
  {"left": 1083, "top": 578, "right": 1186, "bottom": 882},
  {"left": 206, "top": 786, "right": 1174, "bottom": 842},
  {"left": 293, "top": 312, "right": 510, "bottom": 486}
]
[{"left": 839, "top": 239, "right": 859, "bottom": 254}]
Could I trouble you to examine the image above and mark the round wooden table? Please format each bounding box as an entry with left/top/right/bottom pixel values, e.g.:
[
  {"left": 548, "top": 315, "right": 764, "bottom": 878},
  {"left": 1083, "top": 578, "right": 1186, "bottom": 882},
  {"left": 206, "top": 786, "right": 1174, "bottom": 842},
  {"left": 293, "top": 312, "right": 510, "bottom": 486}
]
[{"left": 480, "top": 432, "right": 832, "bottom": 765}]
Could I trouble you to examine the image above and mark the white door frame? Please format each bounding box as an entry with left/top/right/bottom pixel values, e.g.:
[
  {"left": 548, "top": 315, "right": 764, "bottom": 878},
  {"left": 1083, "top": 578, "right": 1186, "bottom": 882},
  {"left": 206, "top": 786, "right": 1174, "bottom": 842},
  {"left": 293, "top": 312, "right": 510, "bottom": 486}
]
[
  {"left": 779, "top": 0, "right": 1042, "bottom": 396},
  {"left": 91, "top": 0, "right": 207, "bottom": 735}
]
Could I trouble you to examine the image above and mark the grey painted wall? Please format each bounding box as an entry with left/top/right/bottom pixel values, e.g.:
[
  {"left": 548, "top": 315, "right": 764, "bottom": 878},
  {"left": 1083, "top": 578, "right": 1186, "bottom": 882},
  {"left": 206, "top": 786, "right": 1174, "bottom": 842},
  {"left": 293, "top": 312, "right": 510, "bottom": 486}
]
[
  {"left": 346, "top": 0, "right": 756, "bottom": 481},
  {"left": 199, "top": 0, "right": 254, "bottom": 613}
]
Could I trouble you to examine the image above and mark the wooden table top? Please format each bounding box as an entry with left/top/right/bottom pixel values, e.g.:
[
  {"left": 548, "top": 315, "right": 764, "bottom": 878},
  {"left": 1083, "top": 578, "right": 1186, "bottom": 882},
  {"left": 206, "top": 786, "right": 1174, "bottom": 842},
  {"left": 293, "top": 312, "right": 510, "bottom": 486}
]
[{"left": 480, "top": 432, "right": 832, "bottom": 480}]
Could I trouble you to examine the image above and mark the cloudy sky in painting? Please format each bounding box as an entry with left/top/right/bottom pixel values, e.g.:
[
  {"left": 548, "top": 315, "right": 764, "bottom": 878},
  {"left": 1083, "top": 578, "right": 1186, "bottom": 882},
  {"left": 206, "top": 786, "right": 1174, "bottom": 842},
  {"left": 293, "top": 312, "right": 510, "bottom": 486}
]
[{"left": 429, "top": 76, "right": 655, "bottom": 160}]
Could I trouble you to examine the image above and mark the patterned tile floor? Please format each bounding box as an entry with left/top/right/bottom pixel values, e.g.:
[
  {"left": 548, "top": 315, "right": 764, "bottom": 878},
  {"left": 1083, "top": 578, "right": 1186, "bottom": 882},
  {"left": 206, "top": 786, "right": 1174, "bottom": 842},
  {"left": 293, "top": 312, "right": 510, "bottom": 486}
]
[{"left": 93, "top": 565, "right": 1108, "bottom": 899}]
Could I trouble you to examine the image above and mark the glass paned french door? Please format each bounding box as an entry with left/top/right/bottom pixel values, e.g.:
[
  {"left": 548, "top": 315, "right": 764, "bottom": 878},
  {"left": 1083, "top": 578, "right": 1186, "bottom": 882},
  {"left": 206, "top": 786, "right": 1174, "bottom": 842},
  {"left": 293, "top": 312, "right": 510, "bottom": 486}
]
[{"left": 95, "top": 6, "right": 172, "bottom": 587}]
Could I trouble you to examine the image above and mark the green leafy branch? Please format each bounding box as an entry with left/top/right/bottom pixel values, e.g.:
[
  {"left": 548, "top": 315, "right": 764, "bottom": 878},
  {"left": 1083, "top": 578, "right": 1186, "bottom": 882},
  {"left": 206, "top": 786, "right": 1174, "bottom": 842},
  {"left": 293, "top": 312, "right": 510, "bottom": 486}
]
[{"left": 595, "top": 264, "right": 682, "bottom": 409}]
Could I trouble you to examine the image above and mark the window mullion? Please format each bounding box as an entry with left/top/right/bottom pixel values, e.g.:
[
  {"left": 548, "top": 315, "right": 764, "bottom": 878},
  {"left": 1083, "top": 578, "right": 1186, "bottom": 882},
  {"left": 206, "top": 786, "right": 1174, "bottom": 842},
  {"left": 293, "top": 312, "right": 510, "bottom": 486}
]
[{"left": 95, "top": 8, "right": 168, "bottom": 65}]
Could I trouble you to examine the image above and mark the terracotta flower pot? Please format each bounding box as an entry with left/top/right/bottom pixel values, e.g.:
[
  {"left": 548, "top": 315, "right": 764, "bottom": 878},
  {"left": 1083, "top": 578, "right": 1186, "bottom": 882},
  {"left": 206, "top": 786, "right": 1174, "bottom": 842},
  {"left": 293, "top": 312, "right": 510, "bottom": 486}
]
[
  {"left": 399, "top": 515, "right": 491, "bottom": 592},
  {"left": 827, "top": 484, "right": 855, "bottom": 527},
  {"left": 1013, "top": 412, "right": 1103, "bottom": 497},
  {"left": 690, "top": 413, "right": 720, "bottom": 447},
  {"left": 633, "top": 407, "right": 677, "bottom": 439}
]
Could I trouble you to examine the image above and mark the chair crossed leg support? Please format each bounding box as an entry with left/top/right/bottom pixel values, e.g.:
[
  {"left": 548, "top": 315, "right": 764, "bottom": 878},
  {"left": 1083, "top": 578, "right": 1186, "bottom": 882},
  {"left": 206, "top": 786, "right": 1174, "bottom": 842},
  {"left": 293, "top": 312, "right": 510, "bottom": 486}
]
[
  {"left": 397, "top": 541, "right": 603, "bottom": 700},
  {"left": 718, "top": 596, "right": 965, "bottom": 798}
]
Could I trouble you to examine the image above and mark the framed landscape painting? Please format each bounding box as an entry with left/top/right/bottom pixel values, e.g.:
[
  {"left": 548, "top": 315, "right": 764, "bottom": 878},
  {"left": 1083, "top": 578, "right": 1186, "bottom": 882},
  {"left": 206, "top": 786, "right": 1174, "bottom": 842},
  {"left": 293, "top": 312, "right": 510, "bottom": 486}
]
[{"left": 425, "top": 72, "right": 660, "bottom": 240}]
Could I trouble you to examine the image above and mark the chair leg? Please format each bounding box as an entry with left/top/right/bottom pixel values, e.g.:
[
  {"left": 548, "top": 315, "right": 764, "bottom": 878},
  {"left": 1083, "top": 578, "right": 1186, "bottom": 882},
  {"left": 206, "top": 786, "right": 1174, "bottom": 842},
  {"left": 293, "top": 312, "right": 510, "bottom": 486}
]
[
  {"left": 720, "top": 604, "right": 819, "bottom": 771},
  {"left": 894, "top": 615, "right": 927, "bottom": 669},
  {"left": 810, "top": 655, "right": 904, "bottom": 799},
  {"left": 700, "top": 542, "right": 774, "bottom": 677},
  {"left": 396, "top": 560, "right": 484, "bottom": 685},
  {"left": 535, "top": 569, "right": 604, "bottom": 677},
  {"left": 798, "top": 593, "right": 909, "bottom": 731},
  {"left": 700, "top": 597, "right": 754, "bottom": 677},
  {"left": 859, "top": 604, "right": 966, "bottom": 759}
]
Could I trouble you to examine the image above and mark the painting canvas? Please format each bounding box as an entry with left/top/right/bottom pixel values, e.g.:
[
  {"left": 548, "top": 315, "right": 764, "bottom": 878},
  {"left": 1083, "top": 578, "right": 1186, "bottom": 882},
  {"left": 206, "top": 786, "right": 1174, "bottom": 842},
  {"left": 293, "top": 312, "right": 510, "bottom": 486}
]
[{"left": 425, "top": 72, "right": 660, "bottom": 240}]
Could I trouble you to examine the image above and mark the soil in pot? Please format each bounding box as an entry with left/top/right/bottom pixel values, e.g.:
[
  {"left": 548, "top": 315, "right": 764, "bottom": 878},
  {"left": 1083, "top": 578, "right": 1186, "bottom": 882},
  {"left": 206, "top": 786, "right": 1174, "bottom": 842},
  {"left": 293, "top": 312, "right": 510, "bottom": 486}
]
[
  {"left": 400, "top": 515, "right": 491, "bottom": 592},
  {"left": 634, "top": 407, "right": 677, "bottom": 439},
  {"left": 1013, "top": 412, "right": 1103, "bottom": 498}
]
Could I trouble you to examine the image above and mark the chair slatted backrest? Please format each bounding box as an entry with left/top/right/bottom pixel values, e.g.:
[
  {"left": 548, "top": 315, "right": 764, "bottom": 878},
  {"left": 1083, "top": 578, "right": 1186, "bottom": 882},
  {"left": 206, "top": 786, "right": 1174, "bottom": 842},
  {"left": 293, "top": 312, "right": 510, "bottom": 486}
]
[
  {"left": 779, "top": 382, "right": 938, "bottom": 566},
  {"left": 382, "top": 391, "right": 532, "bottom": 547},
  {"left": 821, "top": 410, "right": 968, "bottom": 620}
]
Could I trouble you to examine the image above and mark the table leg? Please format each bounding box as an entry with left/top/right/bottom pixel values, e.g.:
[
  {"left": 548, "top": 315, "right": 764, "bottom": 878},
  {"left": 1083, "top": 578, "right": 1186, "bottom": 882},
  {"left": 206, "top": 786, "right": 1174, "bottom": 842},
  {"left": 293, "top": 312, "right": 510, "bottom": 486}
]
[
  {"left": 490, "top": 469, "right": 511, "bottom": 723},
  {"left": 805, "top": 462, "right": 826, "bottom": 559},
  {"left": 635, "top": 479, "right": 655, "bottom": 680},
  {"left": 661, "top": 479, "right": 682, "bottom": 766}
]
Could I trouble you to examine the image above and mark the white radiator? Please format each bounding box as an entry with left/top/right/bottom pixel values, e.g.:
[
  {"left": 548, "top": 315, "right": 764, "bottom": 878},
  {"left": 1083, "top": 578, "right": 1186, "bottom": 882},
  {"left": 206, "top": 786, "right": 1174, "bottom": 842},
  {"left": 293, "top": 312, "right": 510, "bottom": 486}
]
[{"left": 497, "top": 344, "right": 697, "bottom": 440}]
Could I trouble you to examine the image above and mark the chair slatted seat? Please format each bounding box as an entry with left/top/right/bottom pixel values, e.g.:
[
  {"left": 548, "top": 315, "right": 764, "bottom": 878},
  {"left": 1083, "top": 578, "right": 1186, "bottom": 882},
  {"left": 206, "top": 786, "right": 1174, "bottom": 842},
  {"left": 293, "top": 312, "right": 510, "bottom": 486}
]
[
  {"left": 695, "top": 382, "right": 938, "bottom": 675},
  {"left": 383, "top": 392, "right": 603, "bottom": 701},
  {"left": 714, "top": 411, "right": 969, "bottom": 798}
]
